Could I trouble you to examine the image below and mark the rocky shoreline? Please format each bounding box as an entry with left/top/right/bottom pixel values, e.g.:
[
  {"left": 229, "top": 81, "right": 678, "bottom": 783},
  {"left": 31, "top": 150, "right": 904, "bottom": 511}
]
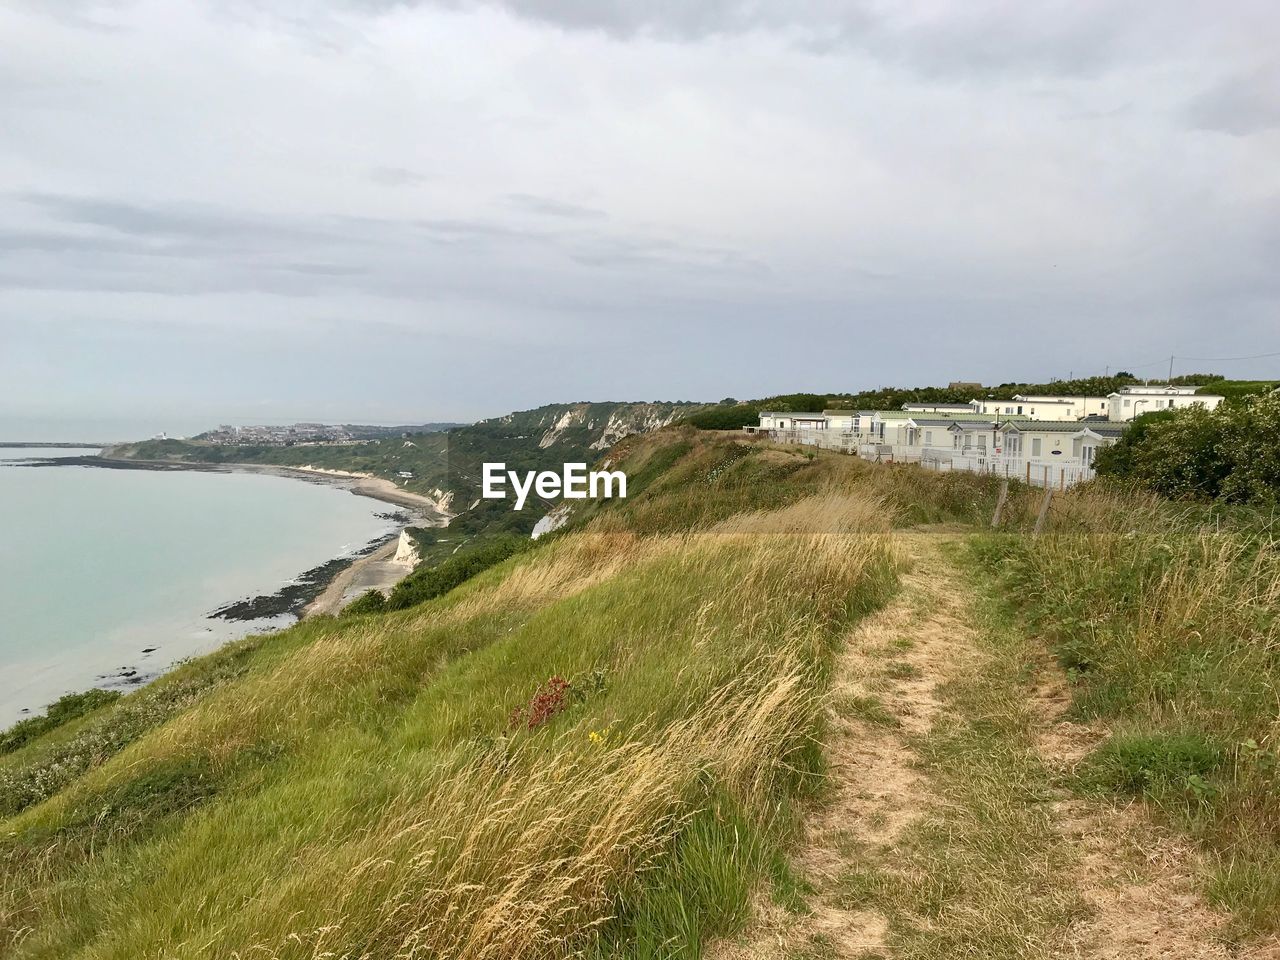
[{"left": 210, "top": 528, "right": 404, "bottom": 622}]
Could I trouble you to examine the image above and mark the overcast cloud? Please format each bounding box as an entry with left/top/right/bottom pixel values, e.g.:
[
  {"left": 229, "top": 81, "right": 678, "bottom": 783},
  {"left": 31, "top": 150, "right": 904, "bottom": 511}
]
[{"left": 1, "top": 0, "right": 1277, "bottom": 436}]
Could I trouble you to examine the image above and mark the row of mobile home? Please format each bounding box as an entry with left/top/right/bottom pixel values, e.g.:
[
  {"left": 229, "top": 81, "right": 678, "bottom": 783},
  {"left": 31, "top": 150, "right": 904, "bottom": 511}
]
[{"left": 751, "top": 385, "right": 1223, "bottom": 488}]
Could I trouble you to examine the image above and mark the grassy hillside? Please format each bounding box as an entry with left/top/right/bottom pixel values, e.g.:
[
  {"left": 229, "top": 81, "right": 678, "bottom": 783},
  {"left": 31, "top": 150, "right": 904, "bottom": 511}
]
[
  {"left": 2, "top": 431, "right": 992, "bottom": 959},
  {"left": 6, "top": 430, "right": 1279, "bottom": 955}
]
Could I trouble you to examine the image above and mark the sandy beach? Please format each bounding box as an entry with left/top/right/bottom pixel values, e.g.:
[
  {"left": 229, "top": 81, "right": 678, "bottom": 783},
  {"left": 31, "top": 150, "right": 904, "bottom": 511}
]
[
  {"left": 224, "top": 464, "right": 452, "bottom": 519},
  {"left": 305, "top": 536, "right": 411, "bottom": 616}
]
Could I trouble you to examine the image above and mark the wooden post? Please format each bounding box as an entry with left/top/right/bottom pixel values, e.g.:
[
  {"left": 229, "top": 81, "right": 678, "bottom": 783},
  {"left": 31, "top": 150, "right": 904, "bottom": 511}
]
[
  {"left": 1026, "top": 461, "right": 1031, "bottom": 484},
  {"left": 991, "top": 480, "right": 1009, "bottom": 529},
  {"left": 1033, "top": 488, "right": 1053, "bottom": 536}
]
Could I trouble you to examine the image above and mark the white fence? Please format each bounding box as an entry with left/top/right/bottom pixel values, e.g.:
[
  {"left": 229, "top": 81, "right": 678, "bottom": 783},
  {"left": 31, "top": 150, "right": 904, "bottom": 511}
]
[{"left": 921, "top": 454, "right": 1094, "bottom": 489}]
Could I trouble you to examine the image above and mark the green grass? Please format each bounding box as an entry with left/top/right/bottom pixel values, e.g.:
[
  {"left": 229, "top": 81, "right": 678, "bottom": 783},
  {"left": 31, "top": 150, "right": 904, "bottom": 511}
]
[
  {"left": 834, "top": 694, "right": 901, "bottom": 729},
  {"left": 0, "top": 689, "right": 120, "bottom": 755},
  {"left": 972, "top": 482, "right": 1280, "bottom": 939},
  {"left": 1081, "top": 731, "right": 1224, "bottom": 798},
  {"left": 0, "top": 432, "right": 928, "bottom": 959}
]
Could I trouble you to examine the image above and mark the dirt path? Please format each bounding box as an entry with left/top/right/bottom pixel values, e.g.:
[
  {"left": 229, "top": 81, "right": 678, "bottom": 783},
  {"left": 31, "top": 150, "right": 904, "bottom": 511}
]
[
  {"left": 710, "top": 532, "right": 976, "bottom": 959},
  {"left": 709, "top": 531, "right": 1273, "bottom": 960},
  {"left": 1030, "top": 664, "right": 1276, "bottom": 960}
]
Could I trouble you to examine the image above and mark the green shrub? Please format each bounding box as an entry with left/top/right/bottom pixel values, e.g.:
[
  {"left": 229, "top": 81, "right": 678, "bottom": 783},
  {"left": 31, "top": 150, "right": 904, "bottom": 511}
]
[
  {"left": 1095, "top": 392, "right": 1280, "bottom": 504},
  {"left": 341, "top": 590, "right": 387, "bottom": 617},
  {"left": 0, "top": 689, "right": 121, "bottom": 755},
  {"left": 385, "top": 534, "right": 532, "bottom": 611},
  {"left": 679, "top": 406, "right": 759, "bottom": 430}
]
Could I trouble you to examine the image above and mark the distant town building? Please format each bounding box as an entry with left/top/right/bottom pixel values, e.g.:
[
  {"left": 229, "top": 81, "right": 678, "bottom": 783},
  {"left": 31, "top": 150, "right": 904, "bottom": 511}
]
[{"left": 198, "top": 422, "right": 361, "bottom": 446}]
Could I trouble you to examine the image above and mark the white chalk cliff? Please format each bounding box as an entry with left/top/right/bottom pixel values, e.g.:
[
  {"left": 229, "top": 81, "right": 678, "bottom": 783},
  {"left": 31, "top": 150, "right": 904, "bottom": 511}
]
[{"left": 392, "top": 530, "right": 420, "bottom": 566}]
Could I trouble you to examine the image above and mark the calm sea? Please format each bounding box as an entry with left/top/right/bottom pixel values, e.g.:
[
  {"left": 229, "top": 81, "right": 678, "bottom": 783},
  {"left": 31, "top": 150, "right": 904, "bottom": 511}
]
[{"left": 0, "top": 449, "right": 404, "bottom": 724}]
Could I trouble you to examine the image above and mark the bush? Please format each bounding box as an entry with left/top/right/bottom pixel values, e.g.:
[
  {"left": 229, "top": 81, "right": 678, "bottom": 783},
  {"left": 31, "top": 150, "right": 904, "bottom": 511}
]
[
  {"left": 679, "top": 406, "right": 760, "bottom": 430},
  {"left": 0, "top": 688, "right": 121, "bottom": 754},
  {"left": 341, "top": 590, "right": 387, "bottom": 617},
  {"left": 1095, "top": 392, "right": 1280, "bottom": 504}
]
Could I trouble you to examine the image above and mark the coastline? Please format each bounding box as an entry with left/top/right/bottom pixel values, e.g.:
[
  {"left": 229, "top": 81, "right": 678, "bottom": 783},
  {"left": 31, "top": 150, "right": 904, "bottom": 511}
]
[
  {"left": 305, "top": 535, "right": 409, "bottom": 617},
  {"left": 122, "top": 461, "right": 450, "bottom": 617},
  {"left": 3, "top": 456, "right": 450, "bottom": 724},
  {"left": 255, "top": 464, "right": 451, "bottom": 518},
  {"left": 154, "top": 463, "right": 448, "bottom": 618}
]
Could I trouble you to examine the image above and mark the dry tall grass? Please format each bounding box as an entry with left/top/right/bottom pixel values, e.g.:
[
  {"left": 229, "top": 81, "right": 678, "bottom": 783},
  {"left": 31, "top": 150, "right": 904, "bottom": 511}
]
[
  {"left": 240, "top": 663, "right": 813, "bottom": 960},
  {"left": 2, "top": 489, "right": 901, "bottom": 959}
]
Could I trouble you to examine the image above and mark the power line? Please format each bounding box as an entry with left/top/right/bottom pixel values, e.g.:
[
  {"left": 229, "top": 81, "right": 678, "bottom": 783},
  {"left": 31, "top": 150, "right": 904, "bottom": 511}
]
[
  {"left": 1109, "top": 349, "right": 1280, "bottom": 375},
  {"left": 1172, "top": 349, "right": 1280, "bottom": 363}
]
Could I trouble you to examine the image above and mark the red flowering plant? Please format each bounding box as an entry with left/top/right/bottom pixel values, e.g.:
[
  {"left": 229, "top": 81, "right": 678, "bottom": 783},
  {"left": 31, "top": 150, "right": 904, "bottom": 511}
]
[
  {"left": 507, "top": 670, "right": 608, "bottom": 733},
  {"left": 509, "top": 675, "right": 572, "bottom": 731}
]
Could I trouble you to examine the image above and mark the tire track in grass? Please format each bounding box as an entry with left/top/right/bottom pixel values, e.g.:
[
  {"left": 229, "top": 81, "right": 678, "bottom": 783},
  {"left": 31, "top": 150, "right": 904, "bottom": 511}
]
[{"left": 1030, "top": 662, "right": 1278, "bottom": 959}]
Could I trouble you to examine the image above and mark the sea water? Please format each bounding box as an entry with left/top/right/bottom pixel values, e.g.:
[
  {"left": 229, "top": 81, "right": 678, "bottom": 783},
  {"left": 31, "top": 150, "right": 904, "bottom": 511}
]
[{"left": 0, "top": 449, "right": 402, "bottom": 724}]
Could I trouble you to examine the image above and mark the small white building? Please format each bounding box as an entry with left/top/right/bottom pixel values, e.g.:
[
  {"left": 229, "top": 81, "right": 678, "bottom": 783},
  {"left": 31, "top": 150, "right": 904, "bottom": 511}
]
[
  {"left": 947, "top": 420, "right": 1000, "bottom": 455},
  {"left": 822, "top": 409, "right": 857, "bottom": 432},
  {"left": 869, "top": 411, "right": 1010, "bottom": 461},
  {"left": 757, "top": 411, "right": 828, "bottom": 431},
  {"left": 969, "top": 395, "right": 1109, "bottom": 420},
  {"left": 998, "top": 420, "right": 1090, "bottom": 460},
  {"left": 1106, "top": 385, "right": 1224, "bottom": 421},
  {"left": 1071, "top": 422, "right": 1128, "bottom": 467}
]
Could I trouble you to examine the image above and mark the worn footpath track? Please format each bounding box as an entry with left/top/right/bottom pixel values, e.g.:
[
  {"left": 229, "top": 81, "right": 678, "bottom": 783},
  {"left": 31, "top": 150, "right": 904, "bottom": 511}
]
[{"left": 710, "top": 531, "right": 1277, "bottom": 960}]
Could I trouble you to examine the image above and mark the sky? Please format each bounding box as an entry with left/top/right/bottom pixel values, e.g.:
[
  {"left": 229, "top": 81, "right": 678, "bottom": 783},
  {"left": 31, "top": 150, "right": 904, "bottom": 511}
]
[{"left": 1, "top": 0, "right": 1278, "bottom": 437}]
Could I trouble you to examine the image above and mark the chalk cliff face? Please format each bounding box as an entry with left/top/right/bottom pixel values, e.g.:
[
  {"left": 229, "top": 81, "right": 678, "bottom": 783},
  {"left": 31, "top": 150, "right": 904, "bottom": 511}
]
[
  {"left": 392, "top": 530, "right": 419, "bottom": 566},
  {"left": 530, "top": 504, "right": 571, "bottom": 540}
]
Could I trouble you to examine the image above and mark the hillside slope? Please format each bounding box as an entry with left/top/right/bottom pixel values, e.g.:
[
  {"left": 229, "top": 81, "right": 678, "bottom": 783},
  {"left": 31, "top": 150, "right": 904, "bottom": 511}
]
[
  {"left": 0, "top": 431, "right": 935, "bottom": 958},
  {"left": 6, "top": 432, "right": 1278, "bottom": 958}
]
